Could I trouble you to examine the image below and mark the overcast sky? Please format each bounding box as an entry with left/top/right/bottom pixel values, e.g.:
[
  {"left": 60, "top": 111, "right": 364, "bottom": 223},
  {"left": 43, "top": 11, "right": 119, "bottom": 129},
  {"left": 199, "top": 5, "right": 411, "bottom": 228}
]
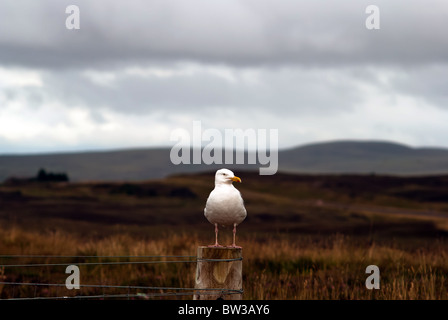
[{"left": 0, "top": 0, "right": 448, "bottom": 154}]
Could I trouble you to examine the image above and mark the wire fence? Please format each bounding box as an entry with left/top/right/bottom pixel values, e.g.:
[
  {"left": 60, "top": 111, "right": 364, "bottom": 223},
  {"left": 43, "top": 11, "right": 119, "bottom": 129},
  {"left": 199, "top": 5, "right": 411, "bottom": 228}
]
[{"left": 0, "top": 254, "right": 243, "bottom": 300}]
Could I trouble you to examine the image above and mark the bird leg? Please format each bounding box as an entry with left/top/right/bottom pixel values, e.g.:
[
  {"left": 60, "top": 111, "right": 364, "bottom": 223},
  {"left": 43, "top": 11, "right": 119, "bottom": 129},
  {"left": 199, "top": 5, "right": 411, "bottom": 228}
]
[
  {"left": 209, "top": 223, "right": 223, "bottom": 247},
  {"left": 229, "top": 223, "right": 242, "bottom": 248}
]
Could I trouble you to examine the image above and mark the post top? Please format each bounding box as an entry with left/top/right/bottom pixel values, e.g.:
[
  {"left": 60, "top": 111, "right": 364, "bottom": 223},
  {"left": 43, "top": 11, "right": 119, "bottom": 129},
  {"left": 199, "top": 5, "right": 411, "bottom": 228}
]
[
  {"left": 197, "top": 246, "right": 242, "bottom": 259},
  {"left": 198, "top": 246, "right": 242, "bottom": 250}
]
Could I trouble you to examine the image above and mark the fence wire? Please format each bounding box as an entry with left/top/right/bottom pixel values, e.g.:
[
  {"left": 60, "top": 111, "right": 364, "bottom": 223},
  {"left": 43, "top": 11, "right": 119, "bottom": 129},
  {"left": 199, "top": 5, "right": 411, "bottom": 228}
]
[{"left": 0, "top": 254, "right": 243, "bottom": 300}]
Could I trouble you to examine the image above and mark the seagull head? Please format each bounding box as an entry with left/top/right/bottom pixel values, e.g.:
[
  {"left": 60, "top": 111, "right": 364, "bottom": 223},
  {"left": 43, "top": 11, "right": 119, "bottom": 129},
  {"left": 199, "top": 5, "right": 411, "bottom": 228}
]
[{"left": 215, "top": 168, "right": 242, "bottom": 185}]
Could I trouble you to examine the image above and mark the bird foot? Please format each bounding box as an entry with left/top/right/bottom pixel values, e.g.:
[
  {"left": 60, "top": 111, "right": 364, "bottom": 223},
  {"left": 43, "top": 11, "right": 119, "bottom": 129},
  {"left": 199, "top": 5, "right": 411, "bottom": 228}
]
[
  {"left": 227, "top": 245, "right": 242, "bottom": 249},
  {"left": 208, "top": 244, "right": 224, "bottom": 248}
]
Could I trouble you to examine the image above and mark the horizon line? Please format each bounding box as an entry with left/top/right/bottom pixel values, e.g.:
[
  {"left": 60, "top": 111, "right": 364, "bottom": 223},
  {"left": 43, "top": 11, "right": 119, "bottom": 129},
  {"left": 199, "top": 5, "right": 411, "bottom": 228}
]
[{"left": 0, "top": 138, "right": 446, "bottom": 157}]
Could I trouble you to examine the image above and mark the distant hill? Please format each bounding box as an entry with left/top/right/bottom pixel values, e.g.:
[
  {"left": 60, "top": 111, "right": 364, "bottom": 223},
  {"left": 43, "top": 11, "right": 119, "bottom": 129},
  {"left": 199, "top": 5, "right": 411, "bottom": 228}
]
[
  {"left": 280, "top": 140, "right": 448, "bottom": 175},
  {"left": 1, "top": 140, "right": 448, "bottom": 182}
]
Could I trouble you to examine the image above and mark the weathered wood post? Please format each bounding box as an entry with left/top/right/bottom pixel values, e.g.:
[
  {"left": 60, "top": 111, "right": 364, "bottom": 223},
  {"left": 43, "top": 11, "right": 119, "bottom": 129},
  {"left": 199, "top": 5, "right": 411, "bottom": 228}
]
[{"left": 194, "top": 246, "right": 243, "bottom": 300}]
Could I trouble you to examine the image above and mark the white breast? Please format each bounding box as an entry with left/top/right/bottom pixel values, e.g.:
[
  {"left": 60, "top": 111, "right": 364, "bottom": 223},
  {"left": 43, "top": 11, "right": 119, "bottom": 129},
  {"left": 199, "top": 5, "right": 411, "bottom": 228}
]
[{"left": 204, "top": 184, "right": 247, "bottom": 227}]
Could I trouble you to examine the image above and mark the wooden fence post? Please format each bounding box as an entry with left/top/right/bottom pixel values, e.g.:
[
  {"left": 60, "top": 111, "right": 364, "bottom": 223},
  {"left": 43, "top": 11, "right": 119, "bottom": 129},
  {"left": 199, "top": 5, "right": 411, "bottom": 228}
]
[{"left": 194, "top": 246, "right": 243, "bottom": 300}]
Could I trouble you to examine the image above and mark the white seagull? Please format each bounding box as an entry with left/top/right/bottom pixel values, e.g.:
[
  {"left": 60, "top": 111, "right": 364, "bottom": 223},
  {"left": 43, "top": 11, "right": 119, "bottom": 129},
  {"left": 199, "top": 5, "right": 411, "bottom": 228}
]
[{"left": 204, "top": 168, "right": 247, "bottom": 248}]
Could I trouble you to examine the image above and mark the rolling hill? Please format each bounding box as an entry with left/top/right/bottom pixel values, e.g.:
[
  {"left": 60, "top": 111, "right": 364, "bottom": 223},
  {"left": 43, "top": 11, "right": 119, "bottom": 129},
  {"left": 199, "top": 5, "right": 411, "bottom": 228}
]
[
  {"left": 1, "top": 140, "right": 448, "bottom": 182},
  {"left": 280, "top": 140, "right": 448, "bottom": 175}
]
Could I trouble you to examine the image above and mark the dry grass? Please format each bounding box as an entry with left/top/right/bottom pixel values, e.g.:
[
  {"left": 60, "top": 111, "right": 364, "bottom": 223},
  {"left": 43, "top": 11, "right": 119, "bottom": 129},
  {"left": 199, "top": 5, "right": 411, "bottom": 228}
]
[
  {"left": 244, "top": 234, "right": 448, "bottom": 299},
  {"left": 1, "top": 173, "right": 448, "bottom": 299},
  {"left": 0, "top": 227, "right": 447, "bottom": 300}
]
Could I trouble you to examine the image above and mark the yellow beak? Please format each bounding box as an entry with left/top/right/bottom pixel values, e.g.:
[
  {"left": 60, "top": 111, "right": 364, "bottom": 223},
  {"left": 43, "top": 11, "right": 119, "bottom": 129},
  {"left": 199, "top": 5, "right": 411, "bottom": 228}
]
[{"left": 231, "top": 176, "right": 242, "bottom": 183}]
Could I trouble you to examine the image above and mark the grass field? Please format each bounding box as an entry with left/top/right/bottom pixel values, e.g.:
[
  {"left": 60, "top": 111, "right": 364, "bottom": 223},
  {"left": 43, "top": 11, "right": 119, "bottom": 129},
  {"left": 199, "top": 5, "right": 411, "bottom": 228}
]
[{"left": 0, "top": 171, "right": 448, "bottom": 299}]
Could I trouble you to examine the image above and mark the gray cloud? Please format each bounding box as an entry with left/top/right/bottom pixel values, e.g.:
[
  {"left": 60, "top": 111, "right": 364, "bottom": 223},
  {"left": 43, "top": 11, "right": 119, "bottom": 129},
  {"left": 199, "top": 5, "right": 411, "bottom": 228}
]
[
  {"left": 1, "top": 0, "right": 448, "bottom": 153},
  {"left": 32, "top": 64, "right": 368, "bottom": 119},
  {"left": 389, "top": 65, "right": 448, "bottom": 110},
  {"left": 0, "top": 0, "right": 447, "bottom": 69}
]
